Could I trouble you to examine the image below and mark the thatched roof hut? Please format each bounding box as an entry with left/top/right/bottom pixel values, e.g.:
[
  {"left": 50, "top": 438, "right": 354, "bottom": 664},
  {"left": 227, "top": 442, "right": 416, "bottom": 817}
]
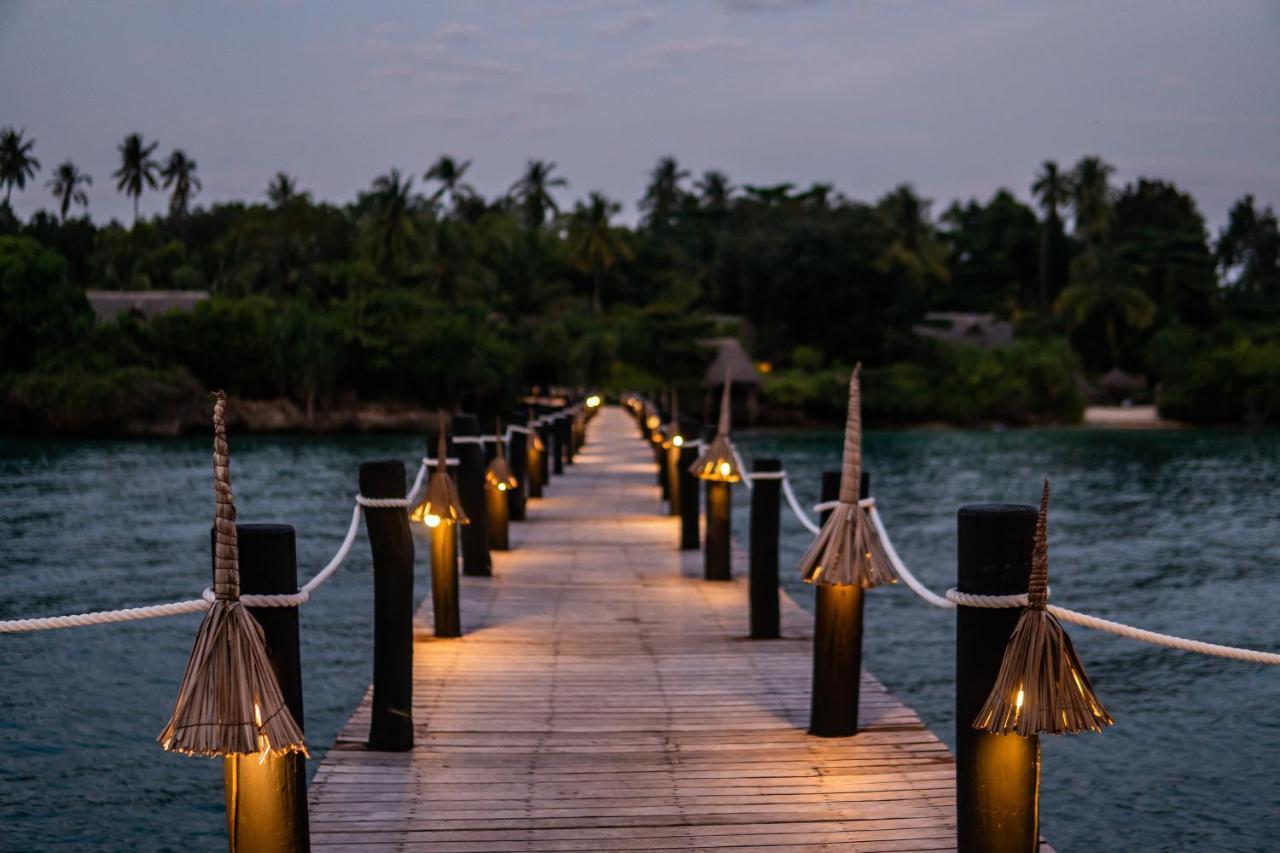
[
  {"left": 702, "top": 338, "right": 760, "bottom": 426},
  {"left": 87, "top": 290, "right": 209, "bottom": 323}
]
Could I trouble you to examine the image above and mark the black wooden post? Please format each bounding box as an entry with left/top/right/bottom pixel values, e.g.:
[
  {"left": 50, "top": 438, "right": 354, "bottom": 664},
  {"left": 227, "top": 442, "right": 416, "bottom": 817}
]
[
  {"left": 809, "top": 469, "right": 869, "bottom": 737},
  {"left": 486, "top": 479, "right": 510, "bottom": 551},
  {"left": 536, "top": 412, "right": 553, "bottom": 487},
  {"left": 429, "top": 517, "right": 461, "bottom": 638},
  {"left": 956, "top": 503, "right": 1041, "bottom": 853},
  {"left": 704, "top": 478, "right": 731, "bottom": 581},
  {"left": 221, "top": 524, "right": 309, "bottom": 852},
  {"left": 748, "top": 458, "right": 782, "bottom": 639},
  {"left": 452, "top": 414, "right": 490, "bottom": 578},
  {"left": 359, "top": 460, "right": 415, "bottom": 751},
  {"left": 657, "top": 432, "right": 671, "bottom": 502},
  {"left": 678, "top": 441, "right": 700, "bottom": 550},
  {"left": 507, "top": 411, "right": 529, "bottom": 520},
  {"left": 552, "top": 411, "right": 565, "bottom": 475},
  {"left": 665, "top": 440, "right": 682, "bottom": 517}
]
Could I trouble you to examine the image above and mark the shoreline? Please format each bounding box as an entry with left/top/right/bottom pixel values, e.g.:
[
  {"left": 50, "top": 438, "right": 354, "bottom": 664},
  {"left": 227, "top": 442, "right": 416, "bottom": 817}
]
[{"left": 0, "top": 400, "right": 1216, "bottom": 439}]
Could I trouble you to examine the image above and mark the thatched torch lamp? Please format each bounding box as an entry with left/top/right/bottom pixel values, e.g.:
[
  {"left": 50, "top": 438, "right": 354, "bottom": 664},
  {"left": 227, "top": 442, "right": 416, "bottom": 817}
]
[
  {"left": 796, "top": 365, "right": 897, "bottom": 736},
  {"left": 485, "top": 420, "right": 518, "bottom": 551},
  {"left": 411, "top": 416, "right": 468, "bottom": 638},
  {"left": 690, "top": 373, "right": 742, "bottom": 580}
]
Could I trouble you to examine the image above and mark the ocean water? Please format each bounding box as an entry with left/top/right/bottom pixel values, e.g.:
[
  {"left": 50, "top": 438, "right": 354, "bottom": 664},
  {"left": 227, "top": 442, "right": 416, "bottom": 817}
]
[{"left": 1, "top": 425, "right": 1277, "bottom": 851}]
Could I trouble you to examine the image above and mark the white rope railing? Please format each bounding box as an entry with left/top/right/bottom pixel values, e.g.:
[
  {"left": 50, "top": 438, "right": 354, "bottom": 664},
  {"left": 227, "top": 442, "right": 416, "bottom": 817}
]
[
  {"left": 1, "top": 458, "right": 434, "bottom": 633},
  {"left": 866, "top": 501, "right": 1280, "bottom": 664},
  {"left": 781, "top": 475, "right": 822, "bottom": 535},
  {"left": 670, "top": 433, "right": 1280, "bottom": 666}
]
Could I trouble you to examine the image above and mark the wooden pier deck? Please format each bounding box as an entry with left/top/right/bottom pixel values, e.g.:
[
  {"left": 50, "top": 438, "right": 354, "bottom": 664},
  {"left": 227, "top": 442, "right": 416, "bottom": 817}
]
[{"left": 308, "top": 406, "right": 959, "bottom": 851}]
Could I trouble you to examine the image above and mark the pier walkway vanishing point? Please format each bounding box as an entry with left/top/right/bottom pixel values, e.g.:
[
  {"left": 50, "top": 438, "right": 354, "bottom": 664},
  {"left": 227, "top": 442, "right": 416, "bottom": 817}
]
[{"left": 309, "top": 406, "right": 961, "bottom": 852}]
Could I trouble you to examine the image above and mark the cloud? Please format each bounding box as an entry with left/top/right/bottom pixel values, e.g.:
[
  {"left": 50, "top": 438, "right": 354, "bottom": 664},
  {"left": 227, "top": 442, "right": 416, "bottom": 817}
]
[
  {"left": 522, "top": 0, "right": 637, "bottom": 23},
  {"left": 594, "top": 11, "right": 657, "bottom": 39},
  {"left": 633, "top": 36, "right": 749, "bottom": 64},
  {"left": 720, "top": 0, "right": 823, "bottom": 12},
  {"left": 436, "top": 22, "right": 482, "bottom": 42}
]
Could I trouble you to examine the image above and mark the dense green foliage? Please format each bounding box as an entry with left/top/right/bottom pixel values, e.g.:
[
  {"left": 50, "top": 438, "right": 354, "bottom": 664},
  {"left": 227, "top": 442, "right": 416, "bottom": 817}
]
[{"left": 2, "top": 129, "right": 1279, "bottom": 431}]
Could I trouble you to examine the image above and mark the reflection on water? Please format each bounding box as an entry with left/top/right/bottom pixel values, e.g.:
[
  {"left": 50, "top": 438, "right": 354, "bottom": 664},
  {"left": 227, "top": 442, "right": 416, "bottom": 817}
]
[
  {"left": 1, "top": 427, "right": 1278, "bottom": 851},
  {"left": 736, "top": 427, "right": 1280, "bottom": 853}
]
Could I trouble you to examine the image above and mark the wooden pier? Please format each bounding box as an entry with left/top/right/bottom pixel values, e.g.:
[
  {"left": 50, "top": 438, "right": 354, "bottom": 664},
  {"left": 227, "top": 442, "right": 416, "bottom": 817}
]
[{"left": 309, "top": 406, "right": 961, "bottom": 851}]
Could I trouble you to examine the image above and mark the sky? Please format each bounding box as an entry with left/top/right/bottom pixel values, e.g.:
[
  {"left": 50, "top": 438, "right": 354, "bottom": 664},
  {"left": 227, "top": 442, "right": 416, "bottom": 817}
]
[{"left": 2, "top": 0, "right": 1278, "bottom": 229}]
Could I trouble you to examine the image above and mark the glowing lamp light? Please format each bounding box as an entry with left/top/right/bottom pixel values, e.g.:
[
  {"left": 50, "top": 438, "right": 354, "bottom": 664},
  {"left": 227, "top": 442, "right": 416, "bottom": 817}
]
[
  {"left": 672, "top": 435, "right": 684, "bottom": 447},
  {"left": 645, "top": 414, "right": 661, "bottom": 430},
  {"left": 718, "top": 461, "right": 732, "bottom": 477},
  {"left": 586, "top": 394, "right": 602, "bottom": 408},
  {"left": 425, "top": 514, "right": 441, "bottom": 528}
]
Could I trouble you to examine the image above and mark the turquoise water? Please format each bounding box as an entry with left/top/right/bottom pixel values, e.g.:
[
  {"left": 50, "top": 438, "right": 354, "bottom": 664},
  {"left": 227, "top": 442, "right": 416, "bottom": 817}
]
[{"left": 1, "top": 426, "right": 1278, "bottom": 851}]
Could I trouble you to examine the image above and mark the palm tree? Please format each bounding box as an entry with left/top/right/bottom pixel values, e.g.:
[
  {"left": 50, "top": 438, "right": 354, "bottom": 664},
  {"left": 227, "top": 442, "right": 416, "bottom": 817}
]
[
  {"left": 696, "top": 170, "right": 732, "bottom": 211},
  {"left": 45, "top": 161, "right": 92, "bottom": 221},
  {"left": 1032, "top": 160, "right": 1071, "bottom": 310},
  {"left": 640, "top": 156, "right": 688, "bottom": 229},
  {"left": 363, "top": 168, "right": 421, "bottom": 280},
  {"left": 1055, "top": 243, "right": 1156, "bottom": 367},
  {"left": 266, "top": 171, "right": 306, "bottom": 207},
  {"left": 113, "top": 133, "right": 160, "bottom": 224},
  {"left": 0, "top": 127, "right": 41, "bottom": 206},
  {"left": 425, "top": 155, "right": 476, "bottom": 212},
  {"left": 1071, "top": 155, "right": 1115, "bottom": 241},
  {"left": 567, "top": 192, "right": 634, "bottom": 314},
  {"left": 509, "top": 159, "right": 567, "bottom": 230},
  {"left": 874, "top": 184, "right": 949, "bottom": 292},
  {"left": 160, "top": 149, "right": 201, "bottom": 218}
]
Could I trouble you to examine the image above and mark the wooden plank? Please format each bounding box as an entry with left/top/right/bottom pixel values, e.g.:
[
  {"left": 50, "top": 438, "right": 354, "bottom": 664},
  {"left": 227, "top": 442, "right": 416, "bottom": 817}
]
[{"left": 307, "top": 406, "right": 985, "bottom": 851}]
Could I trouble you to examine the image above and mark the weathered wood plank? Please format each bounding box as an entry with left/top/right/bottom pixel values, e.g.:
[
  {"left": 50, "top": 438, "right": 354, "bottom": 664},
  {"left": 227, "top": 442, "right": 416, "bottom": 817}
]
[{"left": 307, "top": 406, "right": 974, "bottom": 851}]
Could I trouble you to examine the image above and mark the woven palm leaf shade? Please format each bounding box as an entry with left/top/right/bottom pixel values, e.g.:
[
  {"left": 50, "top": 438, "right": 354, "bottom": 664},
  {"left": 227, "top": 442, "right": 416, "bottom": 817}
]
[
  {"left": 689, "top": 371, "right": 741, "bottom": 482},
  {"left": 411, "top": 415, "right": 470, "bottom": 525},
  {"left": 158, "top": 392, "right": 307, "bottom": 758},
  {"left": 974, "top": 480, "right": 1114, "bottom": 736},
  {"left": 796, "top": 365, "right": 897, "bottom": 587}
]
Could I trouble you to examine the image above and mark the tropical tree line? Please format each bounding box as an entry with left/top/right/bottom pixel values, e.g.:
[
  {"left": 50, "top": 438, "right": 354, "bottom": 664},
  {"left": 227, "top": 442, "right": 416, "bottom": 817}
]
[{"left": 2, "top": 123, "right": 1279, "bottom": 432}]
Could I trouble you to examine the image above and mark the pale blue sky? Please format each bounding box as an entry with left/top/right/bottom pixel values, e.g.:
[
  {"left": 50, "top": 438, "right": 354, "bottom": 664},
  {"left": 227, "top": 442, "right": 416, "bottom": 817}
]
[{"left": 2, "top": 0, "right": 1277, "bottom": 228}]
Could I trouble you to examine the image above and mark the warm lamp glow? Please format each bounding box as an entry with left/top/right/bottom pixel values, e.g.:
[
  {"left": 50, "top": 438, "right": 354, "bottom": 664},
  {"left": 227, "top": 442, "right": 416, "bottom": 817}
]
[
  {"left": 496, "top": 483, "right": 508, "bottom": 491},
  {"left": 718, "top": 461, "right": 732, "bottom": 477},
  {"left": 672, "top": 435, "right": 684, "bottom": 447},
  {"left": 586, "top": 394, "right": 602, "bottom": 407},
  {"left": 1015, "top": 688, "right": 1025, "bottom": 710},
  {"left": 425, "top": 514, "right": 442, "bottom": 528},
  {"left": 646, "top": 414, "right": 660, "bottom": 429},
  {"left": 757, "top": 361, "right": 773, "bottom": 374}
]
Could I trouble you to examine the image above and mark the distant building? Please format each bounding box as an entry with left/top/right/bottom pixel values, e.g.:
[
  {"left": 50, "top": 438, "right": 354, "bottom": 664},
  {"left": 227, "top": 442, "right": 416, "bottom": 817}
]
[
  {"left": 702, "top": 337, "right": 761, "bottom": 425},
  {"left": 913, "top": 312, "right": 1013, "bottom": 349},
  {"left": 86, "top": 290, "right": 209, "bottom": 323}
]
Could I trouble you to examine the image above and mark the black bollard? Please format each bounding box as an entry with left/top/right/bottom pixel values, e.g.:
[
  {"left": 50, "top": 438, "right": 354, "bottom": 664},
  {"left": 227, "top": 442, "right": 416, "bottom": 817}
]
[
  {"left": 359, "top": 460, "right": 415, "bottom": 751},
  {"left": 452, "top": 414, "right": 490, "bottom": 578},
  {"left": 507, "top": 411, "right": 529, "bottom": 520},
  {"left": 678, "top": 442, "right": 700, "bottom": 550},
  {"left": 809, "top": 469, "right": 869, "bottom": 737},
  {"left": 956, "top": 504, "right": 1041, "bottom": 853},
  {"left": 221, "top": 524, "right": 309, "bottom": 852},
  {"left": 748, "top": 458, "right": 783, "bottom": 639},
  {"left": 558, "top": 409, "right": 573, "bottom": 468}
]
